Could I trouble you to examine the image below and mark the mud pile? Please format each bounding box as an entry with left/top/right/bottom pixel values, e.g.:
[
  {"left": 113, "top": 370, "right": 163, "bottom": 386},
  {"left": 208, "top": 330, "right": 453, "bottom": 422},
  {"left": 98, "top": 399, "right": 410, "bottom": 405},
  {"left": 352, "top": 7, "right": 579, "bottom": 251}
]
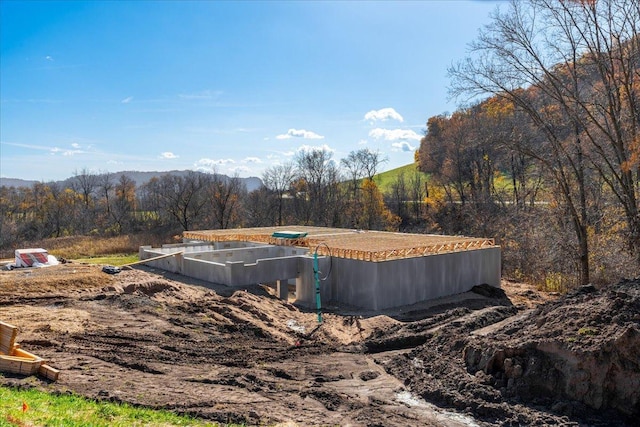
[
  {"left": 379, "top": 279, "right": 639, "bottom": 426},
  {"left": 465, "top": 279, "right": 640, "bottom": 417}
]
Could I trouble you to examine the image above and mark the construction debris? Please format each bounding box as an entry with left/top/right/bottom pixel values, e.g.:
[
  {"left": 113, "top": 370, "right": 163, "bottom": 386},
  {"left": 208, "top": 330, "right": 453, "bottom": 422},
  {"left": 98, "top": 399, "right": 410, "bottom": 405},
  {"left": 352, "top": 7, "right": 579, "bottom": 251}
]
[
  {"left": 0, "top": 320, "right": 59, "bottom": 381},
  {"left": 6, "top": 248, "right": 60, "bottom": 270}
]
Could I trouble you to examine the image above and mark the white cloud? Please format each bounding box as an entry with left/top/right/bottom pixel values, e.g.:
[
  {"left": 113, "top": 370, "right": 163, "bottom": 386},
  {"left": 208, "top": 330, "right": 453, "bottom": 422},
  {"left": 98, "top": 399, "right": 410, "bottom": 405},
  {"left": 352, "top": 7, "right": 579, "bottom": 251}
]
[
  {"left": 160, "top": 152, "right": 179, "bottom": 159},
  {"left": 45, "top": 55, "right": 53, "bottom": 61},
  {"left": 49, "top": 143, "right": 86, "bottom": 157},
  {"left": 50, "top": 146, "right": 84, "bottom": 156},
  {"left": 392, "top": 141, "right": 416, "bottom": 152},
  {"left": 364, "top": 108, "right": 404, "bottom": 123},
  {"left": 194, "top": 158, "right": 236, "bottom": 171},
  {"left": 369, "top": 128, "right": 421, "bottom": 141},
  {"left": 243, "top": 157, "right": 262, "bottom": 164},
  {"left": 276, "top": 128, "right": 324, "bottom": 140},
  {"left": 63, "top": 150, "right": 83, "bottom": 156},
  {"left": 358, "top": 139, "right": 368, "bottom": 145},
  {"left": 121, "top": 96, "right": 133, "bottom": 104}
]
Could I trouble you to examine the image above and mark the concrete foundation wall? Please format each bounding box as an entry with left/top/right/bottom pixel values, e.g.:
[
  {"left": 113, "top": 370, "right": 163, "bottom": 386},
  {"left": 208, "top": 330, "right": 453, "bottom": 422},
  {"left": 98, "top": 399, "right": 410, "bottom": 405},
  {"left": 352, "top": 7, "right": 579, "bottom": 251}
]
[
  {"left": 319, "top": 247, "right": 501, "bottom": 310},
  {"left": 295, "top": 256, "right": 330, "bottom": 307},
  {"left": 187, "top": 246, "right": 306, "bottom": 263},
  {"left": 293, "top": 247, "right": 501, "bottom": 310},
  {"left": 139, "top": 243, "right": 501, "bottom": 311},
  {"left": 139, "top": 245, "right": 305, "bottom": 287},
  {"left": 138, "top": 246, "right": 183, "bottom": 273},
  {"left": 181, "top": 256, "right": 301, "bottom": 286}
]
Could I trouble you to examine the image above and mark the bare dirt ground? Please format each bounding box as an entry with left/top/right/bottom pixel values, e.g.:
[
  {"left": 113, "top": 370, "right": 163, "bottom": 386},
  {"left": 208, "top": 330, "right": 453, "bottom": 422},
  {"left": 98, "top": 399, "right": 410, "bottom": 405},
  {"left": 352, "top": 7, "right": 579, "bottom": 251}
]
[{"left": 0, "top": 264, "right": 637, "bottom": 426}]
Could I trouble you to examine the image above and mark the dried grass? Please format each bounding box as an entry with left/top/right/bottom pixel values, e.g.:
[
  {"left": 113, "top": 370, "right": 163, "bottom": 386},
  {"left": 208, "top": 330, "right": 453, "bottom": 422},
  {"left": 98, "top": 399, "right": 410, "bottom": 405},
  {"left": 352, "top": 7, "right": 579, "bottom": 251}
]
[{"left": 1, "top": 233, "right": 171, "bottom": 259}]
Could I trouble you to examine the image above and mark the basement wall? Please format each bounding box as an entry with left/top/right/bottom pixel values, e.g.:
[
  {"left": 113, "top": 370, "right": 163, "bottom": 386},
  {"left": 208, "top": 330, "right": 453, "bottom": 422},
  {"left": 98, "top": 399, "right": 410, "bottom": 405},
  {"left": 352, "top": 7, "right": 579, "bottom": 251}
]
[
  {"left": 139, "top": 244, "right": 308, "bottom": 287},
  {"left": 296, "top": 247, "right": 501, "bottom": 311},
  {"left": 139, "top": 243, "right": 501, "bottom": 311}
]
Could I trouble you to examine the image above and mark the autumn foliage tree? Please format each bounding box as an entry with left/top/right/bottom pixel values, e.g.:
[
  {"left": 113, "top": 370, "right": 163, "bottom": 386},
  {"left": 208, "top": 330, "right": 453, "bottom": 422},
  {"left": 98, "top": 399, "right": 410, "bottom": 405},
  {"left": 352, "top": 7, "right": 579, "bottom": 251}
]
[
  {"left": 447, "top": 0, "right": 640, "bottom": 283},
  {"left": 360, "top": 178, "right": 400, "bottom": 231}
]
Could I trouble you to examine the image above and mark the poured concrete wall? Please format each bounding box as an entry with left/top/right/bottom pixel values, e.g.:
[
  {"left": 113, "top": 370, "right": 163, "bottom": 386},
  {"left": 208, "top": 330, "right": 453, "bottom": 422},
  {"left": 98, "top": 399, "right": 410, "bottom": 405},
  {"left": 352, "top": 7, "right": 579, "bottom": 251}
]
[
  {"left": 296, "top": 247, "right": 501, "bottom": 310},
  {"left": 295, "top": 255, "right": 330, "bottom": 306},
  {"left": 139, "top": 244, "right": 307, "bottom": 287},
  {"left": 181, "top": 256, "right": 301, "bottom": 286},
  {"left": 139, "top": 242, "right": 501, "bottom": 311},
  {"left": 188, "top": 246, "right": 305, "bottom": 263}
]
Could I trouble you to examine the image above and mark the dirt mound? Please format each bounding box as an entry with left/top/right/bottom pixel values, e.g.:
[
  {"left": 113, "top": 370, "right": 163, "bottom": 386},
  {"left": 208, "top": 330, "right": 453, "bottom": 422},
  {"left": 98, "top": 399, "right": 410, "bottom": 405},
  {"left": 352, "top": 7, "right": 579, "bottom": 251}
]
[
  {"left": 464, "top": 278, "right": 640, "bottom": 418},
  {"left": 378, "top": 279, "right": 638, "bottom": 426},
  {"left": 0, "top": 264, "right": 113, "bottom": 301},
  {"left": 470, "top": 283, "right": 509, "bottom": 299}
]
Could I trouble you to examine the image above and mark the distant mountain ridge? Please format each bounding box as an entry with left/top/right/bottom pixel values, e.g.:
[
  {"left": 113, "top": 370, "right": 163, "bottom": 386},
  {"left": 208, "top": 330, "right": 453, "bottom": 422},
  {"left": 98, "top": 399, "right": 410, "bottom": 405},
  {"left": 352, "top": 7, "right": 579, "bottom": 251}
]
[{"left": 0, "top": 170, "right": 263, "bottom": 192}]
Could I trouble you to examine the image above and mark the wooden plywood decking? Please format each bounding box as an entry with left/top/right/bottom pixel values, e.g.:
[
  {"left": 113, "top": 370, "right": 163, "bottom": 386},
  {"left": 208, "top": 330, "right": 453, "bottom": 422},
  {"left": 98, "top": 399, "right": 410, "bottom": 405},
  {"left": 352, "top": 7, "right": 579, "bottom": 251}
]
[{"left": 183, "top": 226, "right": 496, "bottom": 261}]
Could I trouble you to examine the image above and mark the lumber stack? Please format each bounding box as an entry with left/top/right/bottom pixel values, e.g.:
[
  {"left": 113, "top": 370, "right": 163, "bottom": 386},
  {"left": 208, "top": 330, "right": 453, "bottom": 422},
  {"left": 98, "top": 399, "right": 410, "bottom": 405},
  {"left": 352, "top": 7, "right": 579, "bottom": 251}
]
[{"left": 0, "top": 320, "right": 59, "bottom": 381}]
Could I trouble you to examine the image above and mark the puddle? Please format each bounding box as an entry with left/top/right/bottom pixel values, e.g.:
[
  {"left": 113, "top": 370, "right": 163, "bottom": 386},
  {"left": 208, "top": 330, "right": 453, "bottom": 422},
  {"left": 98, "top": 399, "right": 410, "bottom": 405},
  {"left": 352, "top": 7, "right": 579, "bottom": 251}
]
[{"left": 396, "top": 391, "right": 481, "bottom": 427}]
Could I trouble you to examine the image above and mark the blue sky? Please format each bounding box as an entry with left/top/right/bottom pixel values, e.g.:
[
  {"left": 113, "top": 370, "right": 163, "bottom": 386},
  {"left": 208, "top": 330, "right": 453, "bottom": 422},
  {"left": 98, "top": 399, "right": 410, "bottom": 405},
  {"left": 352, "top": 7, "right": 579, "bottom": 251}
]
[{"left": 1, "top": 0, "right": 502, "bottom": 181}]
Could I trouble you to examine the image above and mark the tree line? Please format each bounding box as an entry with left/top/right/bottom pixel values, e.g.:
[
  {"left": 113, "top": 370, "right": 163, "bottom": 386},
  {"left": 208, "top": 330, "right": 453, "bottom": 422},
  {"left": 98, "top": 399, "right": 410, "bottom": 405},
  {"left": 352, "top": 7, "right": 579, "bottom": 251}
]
[
  {"left": 0, "top": 148, "right": 404, "bottom": 245},
  {"left": 418, "top": 0, "right": 639, "bottom": 287}
]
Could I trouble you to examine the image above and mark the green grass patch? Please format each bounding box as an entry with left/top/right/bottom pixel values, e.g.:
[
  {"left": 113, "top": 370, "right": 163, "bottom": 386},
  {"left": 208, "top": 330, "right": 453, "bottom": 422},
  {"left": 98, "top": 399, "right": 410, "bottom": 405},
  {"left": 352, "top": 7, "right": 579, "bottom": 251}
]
[
  {"left": 72, "top": 253, "right": 139, "bottom": 266},
  {"left": 0, "top": 386, "right": 224, "bottom": 426},
  {"left": 374, "top": 163, "right": 429, "bottom": 194}
]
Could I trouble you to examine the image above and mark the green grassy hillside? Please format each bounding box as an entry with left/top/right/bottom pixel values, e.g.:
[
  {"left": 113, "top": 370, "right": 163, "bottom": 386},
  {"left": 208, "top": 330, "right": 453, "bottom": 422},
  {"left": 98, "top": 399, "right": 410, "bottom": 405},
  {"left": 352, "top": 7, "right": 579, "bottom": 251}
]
[{"left": 373, "top": 163, "right": 429, "bottom": 193}]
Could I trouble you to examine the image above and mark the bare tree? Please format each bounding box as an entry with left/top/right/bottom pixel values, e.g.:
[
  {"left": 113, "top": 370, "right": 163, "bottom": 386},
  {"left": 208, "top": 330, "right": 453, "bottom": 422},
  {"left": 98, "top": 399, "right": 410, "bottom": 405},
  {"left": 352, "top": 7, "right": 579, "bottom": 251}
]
[
  {"left": 71, "top": 168, "right": 99, "bottom": 234},
  {"left": 449, "top": 0, "right": 640, "bottom": 282},
  {"left": 44, "top": 182, "right": 78, "bottom": 238},
  {"left": 244, "top": 187, "right": 273, "bottom": 227},
  {"left": 96, "top": 172, "right": 115, "bottom": 230},
  {"left": 341, "top": 149, "right": 386, "bottom": 227},
  {"left": 409, "top": 169, "right": 426, "bottom": 224},
  {"left": 388, "top": 172, "right": 410, "bottom": 228},
  {"left": 262, "top": 163, "right": 295, "bottom": 226},
  {"left": 207, "top": 173, "right": 246, "bottom": 229},
  {"left": 295, "top": 148, "right": 341, "bottom": 225},
  {"left": 149, "top": 172, "right": 209, "bottom": 231},
  {"left": 110, "top": 174, "right": 136, "bottom": 234}
]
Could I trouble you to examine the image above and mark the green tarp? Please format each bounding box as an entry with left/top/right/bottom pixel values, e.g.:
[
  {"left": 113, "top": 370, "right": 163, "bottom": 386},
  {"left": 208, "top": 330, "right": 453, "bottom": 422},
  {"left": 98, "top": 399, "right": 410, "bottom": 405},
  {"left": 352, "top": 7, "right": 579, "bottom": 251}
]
[{"left": 271, "top": 231, "right": 308, "bottom": 239}]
